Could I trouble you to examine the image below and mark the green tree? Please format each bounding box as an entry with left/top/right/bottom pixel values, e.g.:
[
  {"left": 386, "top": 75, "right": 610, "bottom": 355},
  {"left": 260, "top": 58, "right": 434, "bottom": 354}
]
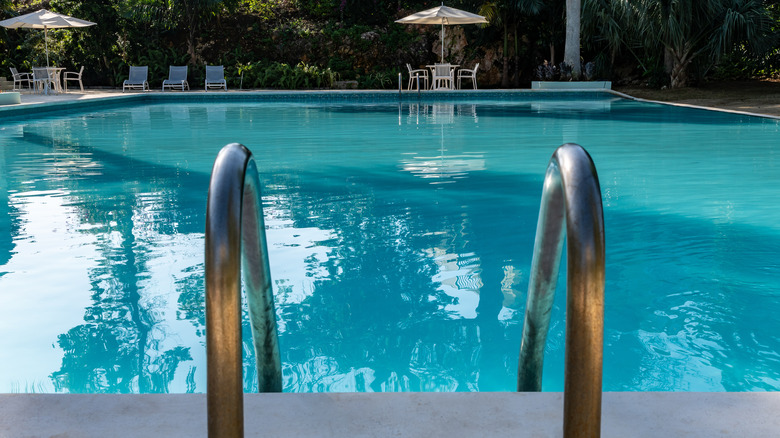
[
  {"left": 479, "top": 0, "right": 544, "bottom": 87},
  {"left": 629, "top": 0, "right": 776, "bottom": 87},
  {"left": 121, "top": 0, "right": 238, "bottom": 65},
  {"left": 51, "top": 1, "right": 124, "bottom": 85}
]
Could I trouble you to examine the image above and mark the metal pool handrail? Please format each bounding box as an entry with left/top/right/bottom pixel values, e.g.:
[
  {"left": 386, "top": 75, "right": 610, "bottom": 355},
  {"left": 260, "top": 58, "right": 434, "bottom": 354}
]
[
  {"left": 517, "top": 143, "right": 605, "bottom": 438},
  {"left": 205, "top": 143, "right": 282, "bottom": 438}
]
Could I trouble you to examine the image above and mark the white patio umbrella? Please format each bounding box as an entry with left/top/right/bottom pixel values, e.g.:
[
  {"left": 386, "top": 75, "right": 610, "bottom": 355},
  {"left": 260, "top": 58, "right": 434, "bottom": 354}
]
[
  {"left": 395, "top": 4, "right": 487, "bottom": 62},
  {"left": 0, "top": 9, "right": 96, "bottom": 67}
]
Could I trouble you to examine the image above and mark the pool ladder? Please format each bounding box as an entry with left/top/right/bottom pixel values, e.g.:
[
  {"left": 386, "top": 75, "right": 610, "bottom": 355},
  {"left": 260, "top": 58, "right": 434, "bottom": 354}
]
[{"left": 205, "top": 143, "right": 605, "bottom": 438}]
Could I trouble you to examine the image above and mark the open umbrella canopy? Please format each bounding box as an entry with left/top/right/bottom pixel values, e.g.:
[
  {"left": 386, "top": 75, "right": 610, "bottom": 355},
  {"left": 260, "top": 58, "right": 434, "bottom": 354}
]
[
  {"left": 0, "top": 9, "right": 96, "bottom": 67},
  {"left": 395, "top": 5, "right": 488, "bottom": 25},
  {"left": 0, "top": 9, "right": 95, "bottom": 29},
  {"left": 396, "top": 5, "right": 487, "bottom": 62}
]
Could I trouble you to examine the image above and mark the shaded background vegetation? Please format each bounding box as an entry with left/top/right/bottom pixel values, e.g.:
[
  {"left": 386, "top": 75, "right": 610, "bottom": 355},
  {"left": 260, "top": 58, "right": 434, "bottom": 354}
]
[{"left": 0, "top": 0, "right": 779, "bottom": 89}]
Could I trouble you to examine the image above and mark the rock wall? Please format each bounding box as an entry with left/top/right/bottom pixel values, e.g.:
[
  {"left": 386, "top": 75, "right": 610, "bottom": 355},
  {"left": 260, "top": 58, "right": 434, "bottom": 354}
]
[{"left": 430, "top": 26, "right": 503, "bottom": 87}]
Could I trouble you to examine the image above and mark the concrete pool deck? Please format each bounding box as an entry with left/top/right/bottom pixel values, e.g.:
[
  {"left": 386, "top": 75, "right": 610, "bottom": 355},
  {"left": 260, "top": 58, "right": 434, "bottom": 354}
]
[
  {"left": 2, "top": 392, "right": 780, "bottom": 437},
  {"left": 11, "top": 88, "right": 126, "bottom": 105}
]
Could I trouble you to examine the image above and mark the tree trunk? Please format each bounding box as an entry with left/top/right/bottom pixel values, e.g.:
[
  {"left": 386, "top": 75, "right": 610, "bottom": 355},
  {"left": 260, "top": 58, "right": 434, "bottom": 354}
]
[
  {"left": 187, "top": 4, "right": 199, "bottom": 65},
  {"left": 188, "top": 28, "right": 198, "bottom": 65},
  {"left": 550, "top": 43, "right": 555, "bottom": 66},
  {"left": 512, "top": 29, "right": 520, "bottom": 88},
  {"left": 563, "top": 0, "right": 581, "bottom": 80},
  {"left": 501, "top": 27, "right": 509, "bottom": 88},
  {"left": 670, "top": 45, "right": 693, "bottom": 88},
  {"left": 663, "top": 47, "right": 674, "bottom": 74},
  {"left": 502, "top": 54, "right": 509, "bottom": 88}
]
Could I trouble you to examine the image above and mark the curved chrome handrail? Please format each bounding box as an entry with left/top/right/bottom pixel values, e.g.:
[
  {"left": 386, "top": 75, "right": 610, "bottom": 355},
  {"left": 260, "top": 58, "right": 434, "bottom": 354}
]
[
  {"left": 517, "top": 143, "right": 605, "bottom": 438},
  {"left": 205, "top": 143, "right": 282, "bottom": 438}
]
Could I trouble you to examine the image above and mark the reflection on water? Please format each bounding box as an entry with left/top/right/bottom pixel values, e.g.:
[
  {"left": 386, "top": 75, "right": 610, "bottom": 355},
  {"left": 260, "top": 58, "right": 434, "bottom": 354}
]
[
  {"left": 1, "top": 98, "right": 780, "bottom": 393},
  {"left": 400, "top": 103, "right": 485, "bottom": 183},
  {"left": 531, "top": 97, "right": 616, "bottom": 113},
  {"left": 0, "top": 104, "right": 535, "bottom": 393},
  {"left": 263, "top": 163, "right": 531, "bottom": 391},
  {"left": 49, "top": 188, "right": 198, "bottom": 393}
]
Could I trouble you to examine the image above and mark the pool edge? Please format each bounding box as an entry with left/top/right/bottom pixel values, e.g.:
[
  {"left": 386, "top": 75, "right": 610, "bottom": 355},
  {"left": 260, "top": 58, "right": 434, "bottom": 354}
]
[
  {"left": 4, "top": 89, "right": 778, "bottom": 121},
  {"left": 607, "top": 89, "right": 780, "bottom": 120},
  {"left": 1, "top": 392, "right": 778, "bottom": 437},
  {"left": 0, "top": 89, "right": 621, "bottom": 120}
]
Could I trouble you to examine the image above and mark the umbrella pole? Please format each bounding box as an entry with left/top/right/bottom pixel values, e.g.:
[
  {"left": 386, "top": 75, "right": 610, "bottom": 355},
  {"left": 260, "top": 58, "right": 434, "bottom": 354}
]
[
  {"left": 45, "top": 27, "right": 49, "bottom": 67},
  {"left": 441, "top": 23, "right": 444, "bottom": 62}
]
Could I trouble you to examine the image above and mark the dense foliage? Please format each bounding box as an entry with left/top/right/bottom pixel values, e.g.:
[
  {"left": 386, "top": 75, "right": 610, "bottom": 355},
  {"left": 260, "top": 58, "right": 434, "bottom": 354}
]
[{"left": 0, "top": 0, "right": 778, "bottom": 89}]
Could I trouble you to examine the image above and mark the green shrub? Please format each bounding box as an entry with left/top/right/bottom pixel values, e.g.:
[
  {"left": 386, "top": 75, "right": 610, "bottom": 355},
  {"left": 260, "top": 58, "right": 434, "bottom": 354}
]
[
  {"left": 238, "top": 61, "right": 337, "bottom": 89},
  {"left": 358, "top": 69, "right": 398, "bottom": 89}
]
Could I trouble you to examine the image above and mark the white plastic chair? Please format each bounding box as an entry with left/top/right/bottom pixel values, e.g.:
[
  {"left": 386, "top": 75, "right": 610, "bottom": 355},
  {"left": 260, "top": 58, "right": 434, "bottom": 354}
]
[
  {"left": 63, "top": 66, "right": 85, "bottom": 92},
  {"left": 205, "top": 65, "right": 227, "bottom": 91},
  {"left": 432, "top": 63, "right": 453, "bottom": 90},
  {"left": 10, "top": 67, "right": 31, "bottom": 91},
  {"left": 405, "top": 63, "right": 428, "bottom": 90},
  {"left": 123, "top": 66, "right": 149, "bottom": 92},
  {"left": 31, "top": 67, "right": 53, "bottom": 94},
  {"left": 457, "top": 63, "right": 480, "bottom": 89}
]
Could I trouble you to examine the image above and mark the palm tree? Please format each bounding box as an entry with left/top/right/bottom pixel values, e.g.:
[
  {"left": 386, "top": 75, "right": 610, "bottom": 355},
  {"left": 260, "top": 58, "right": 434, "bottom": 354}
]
[{"left": 629, "top": 0, "right": 775, "bottom": 88}]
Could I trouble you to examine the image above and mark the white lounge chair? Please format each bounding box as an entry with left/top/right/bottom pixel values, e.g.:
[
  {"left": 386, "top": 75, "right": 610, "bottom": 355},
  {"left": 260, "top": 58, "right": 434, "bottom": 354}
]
[
  {"left": 431, "top": 63, "right": 454, "bottom": 90},
  {"left": 162, "top": 66, "right": 189, "bottom": 91},
  {"left": 123, "top": 66, "right": 149, "bottom": 92},
  {"left": 405, "top": 63, "right": 428, "bottom": 90},
  {"left": 205, "top": 65, "right": 227, "bottom": 91},
  {"left": 10, "top": 67, "right": 31, "bottom": 91},
  {"left": 457, "top": 63, "right": 479, "bottom": 89},
  {"left": 63, "top": 66, "right": 85, "bottom": 92}
]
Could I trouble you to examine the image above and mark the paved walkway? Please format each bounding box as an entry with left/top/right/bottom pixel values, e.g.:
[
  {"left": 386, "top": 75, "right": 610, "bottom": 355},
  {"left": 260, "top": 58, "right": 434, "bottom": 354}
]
[
  {"left": 13, "top": 88, "right": 221, "bottom": 105},
  {"left": 15, "top": 88, "right": 126, "bottom": 105}
]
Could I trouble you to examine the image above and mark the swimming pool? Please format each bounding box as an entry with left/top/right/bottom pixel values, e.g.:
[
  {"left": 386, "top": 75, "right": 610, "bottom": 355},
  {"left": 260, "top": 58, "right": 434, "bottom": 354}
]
[{"left": 1, "top": 92, "right": 778, "bottom": 393}]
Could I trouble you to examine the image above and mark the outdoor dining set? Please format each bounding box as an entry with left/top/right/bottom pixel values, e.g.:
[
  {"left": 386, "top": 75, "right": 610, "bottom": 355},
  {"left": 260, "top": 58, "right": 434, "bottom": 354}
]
[
  {"left": 10, "top": 65, "right": 83, "bottom": 94},
  {"left": 397, "top": 5, "right": 485, "bottom": 91},
  {"left": 405, "top": 62, "right": 479, "bottom": 91}
]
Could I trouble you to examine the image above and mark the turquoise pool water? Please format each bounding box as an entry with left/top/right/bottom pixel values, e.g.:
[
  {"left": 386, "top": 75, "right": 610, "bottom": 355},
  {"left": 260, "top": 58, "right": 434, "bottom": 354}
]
[{"left": 1, "top": 93, "right": 778, "bottom": 393}]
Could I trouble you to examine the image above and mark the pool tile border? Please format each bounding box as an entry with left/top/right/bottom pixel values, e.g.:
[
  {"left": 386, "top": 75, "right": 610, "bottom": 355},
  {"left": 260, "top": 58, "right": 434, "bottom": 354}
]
[
  {"left": 1, "top": 89, "right": 778, "bottom": 121},
  {"left": 0, "top": 89, "right": 620, "bottom": 120}
]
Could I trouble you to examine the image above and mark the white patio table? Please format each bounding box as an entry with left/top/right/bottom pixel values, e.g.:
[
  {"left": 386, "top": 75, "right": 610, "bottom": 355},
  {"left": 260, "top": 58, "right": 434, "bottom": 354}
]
[{"left": 426, "top": 64, "right": 459, "bottom": 90}]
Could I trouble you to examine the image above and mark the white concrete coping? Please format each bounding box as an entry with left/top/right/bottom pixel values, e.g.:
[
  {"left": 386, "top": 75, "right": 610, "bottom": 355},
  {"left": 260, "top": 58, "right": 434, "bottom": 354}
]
[
  {"left": 532, "top": 81, "right": 612, "bottom": 90},
  {"left": 1, "top": 392, "right": 779, "bottom": 437}
]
